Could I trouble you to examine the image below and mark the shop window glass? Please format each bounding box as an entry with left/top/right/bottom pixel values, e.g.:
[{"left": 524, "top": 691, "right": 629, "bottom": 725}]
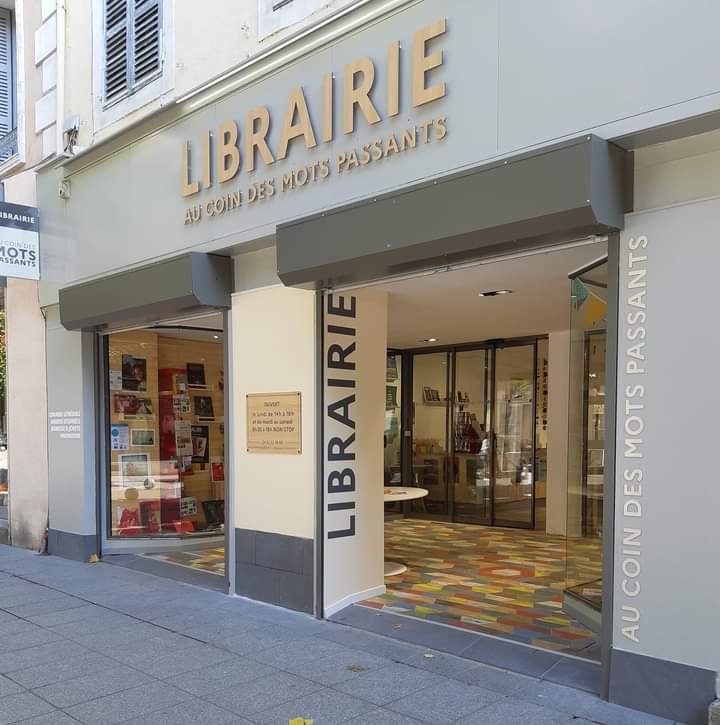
[{"left": 106, "top": 327, "right": 225, "bottom": 538}]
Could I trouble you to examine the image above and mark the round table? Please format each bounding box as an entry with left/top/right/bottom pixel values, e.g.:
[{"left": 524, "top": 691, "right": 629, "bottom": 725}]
[{"left": 383, "top": 486, "right": 429, "bottom": 577}]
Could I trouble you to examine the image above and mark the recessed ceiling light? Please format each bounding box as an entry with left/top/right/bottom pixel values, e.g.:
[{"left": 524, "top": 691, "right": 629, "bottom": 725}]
[
  {"left": 421, "top": 337, "right": 438, "bottom": 343},
  {"left": 478, "top": 289, "right": 513, "bottom": 297},
  {"left": 213, "top": 334, "right": 220, "bottom": 339}
]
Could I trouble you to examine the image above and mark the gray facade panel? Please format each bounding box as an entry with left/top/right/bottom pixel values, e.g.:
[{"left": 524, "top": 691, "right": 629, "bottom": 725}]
[
  {"left": 235, "top": 528, "right": 313, "bottom": 614},
  {"left": 277, "top": 136, "right": 626, "bottom": 288},
  {"left": 58, "top": 253, "right": 232, "bottom": 330},
  {"left": 609, "top": 648, "right": 716, "bottom": 725},
  {"left": 47, "top": 529, "right": 97, "bottom": 562}
]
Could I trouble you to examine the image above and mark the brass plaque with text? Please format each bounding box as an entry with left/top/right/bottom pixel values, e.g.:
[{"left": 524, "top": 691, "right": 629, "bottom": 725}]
[{"left": 246, "top": 392, "right": 302, "bottom": 454}]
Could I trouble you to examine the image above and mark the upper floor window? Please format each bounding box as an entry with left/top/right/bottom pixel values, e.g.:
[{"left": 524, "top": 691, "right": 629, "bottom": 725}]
[
  {"left": 103, "top": 0, "right": 162, "bottom": 107},
  {"left": 258, "top": 0, "right": 352, "bottom": 40},
  {"left": 0, "top": 9, "right": 16, "bottom": 162}
]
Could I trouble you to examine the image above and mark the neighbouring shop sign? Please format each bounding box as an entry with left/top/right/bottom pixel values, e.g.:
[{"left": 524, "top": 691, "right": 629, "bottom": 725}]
[
  {"left": 0, "top": 201, "right": 39, "bottom": 280},
  {"left": 246, "top": 392, "right": 302, "bottom": 454}
]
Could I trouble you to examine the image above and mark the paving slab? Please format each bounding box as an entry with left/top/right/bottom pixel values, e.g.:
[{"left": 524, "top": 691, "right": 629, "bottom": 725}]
[
  {"left": 385, "top": 676, "right": 504, "bottom": 724},
  {"left": 209, "top": 671, "right": 324, "bottom": 716},
  {"left": 64, "top": 681, "right": 192, "bottom": 725},
  {"left": 161, "top": 655, "right": 277, "bottom": 696},
  {"left": 114, "top": 698, "right": 239, "bottom": 725},
  {"left": 31, "top": 664, "right": 150, "bottom": 708},
  {"left": 5, "top": 650, "right": 119, "bottom": 688},
  {"left": 248, "top": 687, "right": 376, "bottom": 725},
  {"left": 0, "top": 691, "right": 56, "bottom": 725},
  {"left": 333, "top": 661, "right": 445, "bottom": 706}
]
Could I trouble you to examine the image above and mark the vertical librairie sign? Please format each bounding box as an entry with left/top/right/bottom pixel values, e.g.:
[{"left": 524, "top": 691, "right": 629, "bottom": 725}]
[
  {"left": 323, "top": 289, "right": 388, "bottom": 617},
  {"left": 0, "top": 201, "right": 39, "bottom": 280}
]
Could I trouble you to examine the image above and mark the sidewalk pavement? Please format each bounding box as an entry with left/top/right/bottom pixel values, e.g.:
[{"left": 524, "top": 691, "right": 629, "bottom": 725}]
[{"left": 0, "top": 544, "right": 677, "bottom": 725}]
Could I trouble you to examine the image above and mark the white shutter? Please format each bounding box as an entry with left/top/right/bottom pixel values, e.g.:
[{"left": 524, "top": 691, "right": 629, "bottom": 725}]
[
  {"left": 0, "top": 9, "right": 13, "bottom": 161},
  {"left": 131, "top": 0, "right": 161, "bottom": 87},
  {"left": 104, "top": 0, "right": 129, "bottom": 102}
]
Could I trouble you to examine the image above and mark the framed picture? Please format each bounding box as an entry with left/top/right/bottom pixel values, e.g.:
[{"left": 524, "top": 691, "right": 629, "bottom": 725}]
[
  {"left": 202, "top": 499, "right": 225, "bottom": 527},
  {"left": 114, "top": 394, "right": 153, "bottom": 418},
  {"left": 194, "top": 395, "right": 214, "bottom": 419},
  {"left": 119, "top": 453, "right": 149, "bottom": 486},
  {"left": 131, "top": 428, "right": 155, "bottom": 447},
  {"left": 422, "top": 386, "right": 432, "bottom": 403},
  {"left": 191, "top": 425, "right": 209, "bottom": 463},
  {"left": 122, "top": 355, "right": 147, "bottom": 391},
  {"left": 110, "top": 423, "right": 129, "bottom": 451},
  {"left": 186, "top": 363, "right": 206, "bottom": 387},
  {"left": 175, "top": 373, "right": 188, "bottom": 394}
]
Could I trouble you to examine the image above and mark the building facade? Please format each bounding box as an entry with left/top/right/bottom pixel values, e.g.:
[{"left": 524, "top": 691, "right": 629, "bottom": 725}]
[{"left": 11, "top": 1, "right": 720, "bottom": 723}]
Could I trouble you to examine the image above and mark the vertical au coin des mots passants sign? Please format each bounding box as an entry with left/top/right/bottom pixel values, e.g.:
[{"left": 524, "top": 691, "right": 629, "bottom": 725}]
[{"left": 0, "top": 201, "right": 40, "bottom": 280}]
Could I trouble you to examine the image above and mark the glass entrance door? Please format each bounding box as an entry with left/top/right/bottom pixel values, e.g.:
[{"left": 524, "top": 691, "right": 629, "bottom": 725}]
[
  {"left": 492, "top": 344, "right": 536, "bottom": 528},
  {"left": 407, "top": 341, "right": 540, "bottom": 528},
  {"left": 452, "top": 349, "right": 491, "bottom": 524},
  {"left": 411, "top": 351, "right": 450, "bottom": 516}
]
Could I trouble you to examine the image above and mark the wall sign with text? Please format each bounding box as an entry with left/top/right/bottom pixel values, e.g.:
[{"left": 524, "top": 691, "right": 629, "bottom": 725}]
[
  {"left": 246, "top": 392, "right": 302, "bottom": 454},
  {"left": 0, "top": 201, "right": 39, "bottom": 280}
]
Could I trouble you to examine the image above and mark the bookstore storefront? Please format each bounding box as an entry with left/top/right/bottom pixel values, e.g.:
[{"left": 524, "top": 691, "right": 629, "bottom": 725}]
[{"left": 37, "top": 1, "right": 720, "bottom": 722}]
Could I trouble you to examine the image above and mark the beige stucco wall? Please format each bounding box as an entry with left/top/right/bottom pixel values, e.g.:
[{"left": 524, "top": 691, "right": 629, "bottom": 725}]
[{"left": 231, "top": 285, "right": 317, "bottom": 540}]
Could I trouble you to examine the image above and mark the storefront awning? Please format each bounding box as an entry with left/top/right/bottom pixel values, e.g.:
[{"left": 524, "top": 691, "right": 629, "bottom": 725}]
[
  {"left": 58, "top": 252, "right": 233, "bottom": 331},
  {"left": 276, "top": 135, "right": 627, "bottom": 289}
]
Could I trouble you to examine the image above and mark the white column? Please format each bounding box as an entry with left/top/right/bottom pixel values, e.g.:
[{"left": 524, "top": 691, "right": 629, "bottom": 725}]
[{"left": 323, "top": 288, "right": 387, "bottom": 616}]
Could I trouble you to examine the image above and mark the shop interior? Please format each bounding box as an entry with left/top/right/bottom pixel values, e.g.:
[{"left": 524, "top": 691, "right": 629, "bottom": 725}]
[
  {"left": 104, "top": 312, "right": 226, "bottom": 577},
  {"left": 361, "top": 240, "right": 609, "bottom": 660}
]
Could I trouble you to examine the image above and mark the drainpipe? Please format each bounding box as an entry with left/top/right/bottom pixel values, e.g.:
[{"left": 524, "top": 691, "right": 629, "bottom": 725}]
[{"left": 55, "top": 0, "right": 66, "bottom": 156}]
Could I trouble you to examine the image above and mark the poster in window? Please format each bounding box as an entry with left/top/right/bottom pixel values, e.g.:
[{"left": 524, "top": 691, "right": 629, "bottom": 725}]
[
  {"left": 122, "top": 355, "right": 147, "bottom": 391},
  {"left": 186, "top": 363, "right": 206, "bottom": 387},
  {"left": 110, "top": 423, "right": 129, "bottom": 451},
  {"left": 211, "top": 459, "right": 224, "bottom": 482},
  {"left": 175, "top": 421, "right": 193, "bottom": 457},
  {"left": 194, "top": 395, "right": 214, "bottom": 419},
  {"left": 191, "top": 425, "right": 209, "bottom": 463},
  {"left": 114, "top": 394, "right": 153, "bottom": 418}
]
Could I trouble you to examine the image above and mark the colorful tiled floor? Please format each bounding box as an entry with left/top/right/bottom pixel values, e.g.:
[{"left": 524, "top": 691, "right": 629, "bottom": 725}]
[
  {"left": 361, "top": 519, "right": 602, "bottom": 658},
  {"left": 143, "top": 546, "right": 225, "bottom": 576}
]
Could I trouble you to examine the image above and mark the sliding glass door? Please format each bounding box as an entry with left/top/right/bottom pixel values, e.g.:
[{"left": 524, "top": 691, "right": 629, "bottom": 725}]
[
  {"left": 407, "top": 341, "right": 540, "bottom": 528},
  {"left": 492, "top": 344, "right": 536, "bottom": 528},
  {"left": 452, "top": 349, "right": 491, "bottom": 524}
]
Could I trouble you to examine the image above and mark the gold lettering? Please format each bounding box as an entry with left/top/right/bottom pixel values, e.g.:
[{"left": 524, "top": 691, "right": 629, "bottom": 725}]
[
  {"left": 343, "top": 58, "right": 381, "bottom": 134},
  {"left": 435, "top": 116, "right": 448, "bottom": 141},
  {"left": 322, "top": 73, "right": 334, "bottom": 143},
  {"left": 202, "top": 130, "right": 212, "bottom": 189},
  {"left": 384, "top": 134, "right": 399, "bottom": 157},
  {"left": 413, "top": 19, "right": 447, "bottom": 107},
  {"left": 388, "top": 41, "right": 400, "bottom": 117},
  {"left": 182, "top": 142, "right": 200, "bottom": 197},
  {"left": 400, "top": 127, "right": 417, "bottom": 150},
  {"left": 346, "top": 150, "right": 360, "bottom": 170},
  {"left": 278, "top": 87, "right": 318, "bottom": 160},
  {"left": 246, "top": 107, "right": 275, "bottom": 172},
  {"left": 217, "top": 121, "right": 241, "bottom": 184}
]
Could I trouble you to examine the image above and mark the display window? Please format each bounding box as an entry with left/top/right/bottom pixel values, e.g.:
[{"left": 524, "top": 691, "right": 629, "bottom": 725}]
[{"left": 105, "top": 324, "right": 225, "bottom": 538}]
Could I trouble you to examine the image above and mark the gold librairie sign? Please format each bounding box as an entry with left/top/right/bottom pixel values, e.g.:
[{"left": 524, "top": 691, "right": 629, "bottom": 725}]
[{"left": 246, "top": 392, "right": 302, "bottom": 454}]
